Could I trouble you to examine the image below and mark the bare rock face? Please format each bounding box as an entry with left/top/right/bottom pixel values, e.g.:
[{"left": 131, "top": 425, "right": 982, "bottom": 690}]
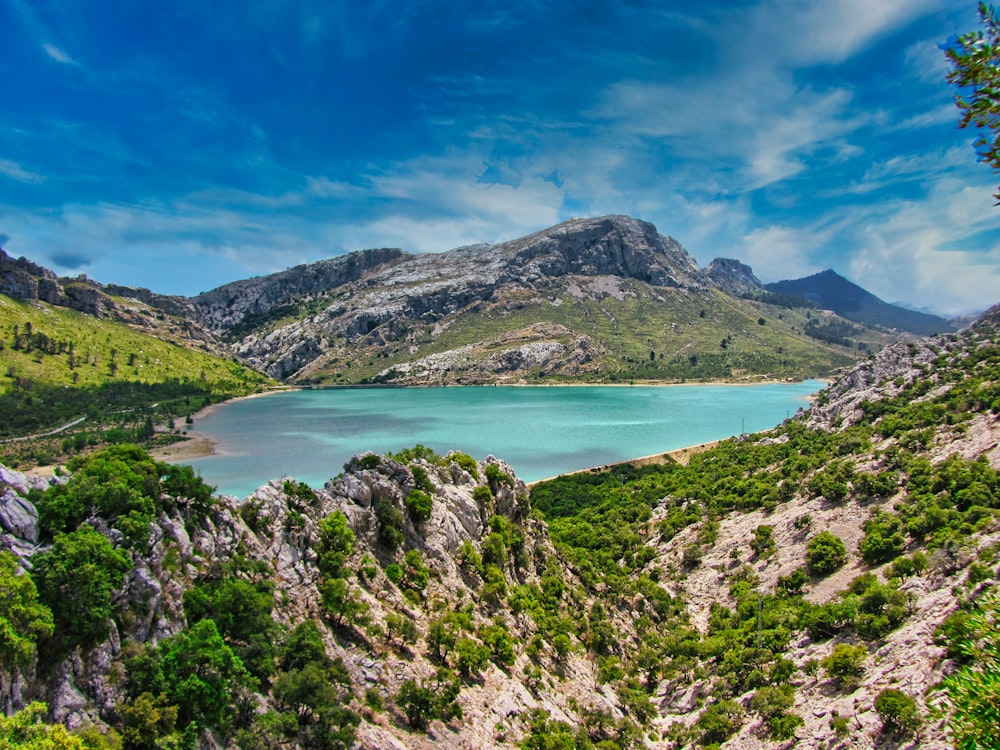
[
  {"left": 191, "top": 247, "right": 407, "bottom": 331},
  {"left": 704, "top": 257, "right": 764, "bottom": 297},
  {"left": 0, "top": 490, "right": 39, "bottom": 544}
]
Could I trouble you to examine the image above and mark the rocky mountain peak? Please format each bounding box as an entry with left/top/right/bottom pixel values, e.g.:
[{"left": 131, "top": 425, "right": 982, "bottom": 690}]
[
  {"left": 497, "top": 215, "right": 706, "bottom": 290},
  {"left": 704, "top": 257, "right": 764, "bottom": 297}
]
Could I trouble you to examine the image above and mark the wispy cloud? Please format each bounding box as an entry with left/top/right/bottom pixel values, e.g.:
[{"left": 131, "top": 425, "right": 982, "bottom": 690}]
[
  {"left": 42, "top": 42, "right": 79, "bottom": 66},
  {"left": 0, "top": 159, "right": 44, "bottom": 183}
]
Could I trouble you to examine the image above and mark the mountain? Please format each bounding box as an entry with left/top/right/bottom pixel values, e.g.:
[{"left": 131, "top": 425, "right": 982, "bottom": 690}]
[
  {"left": 2, "top": 302, "right": 999, "bottom": 748},
  {"left": 764, "top": 269, "right": 955, "bottom": 336},
  {"left": 192, "top": 216, "right": 896, "bottom": 385}
]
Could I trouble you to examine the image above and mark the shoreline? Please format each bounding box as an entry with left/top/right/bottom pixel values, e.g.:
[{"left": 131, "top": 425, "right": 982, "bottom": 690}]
[
  {"left": 150, "top": 377, "right": 826, "bottom": 469},
  {"left": 527, "top": 440, "right": 723, "bottom": 487}
]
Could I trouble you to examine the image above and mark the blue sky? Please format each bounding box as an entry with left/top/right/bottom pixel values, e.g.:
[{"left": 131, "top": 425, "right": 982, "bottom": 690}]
[{"left": 1, "top": 0, "right": 997, "bottom": 316}]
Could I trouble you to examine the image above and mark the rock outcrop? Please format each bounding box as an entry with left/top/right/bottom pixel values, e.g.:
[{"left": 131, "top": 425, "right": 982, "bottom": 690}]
[{"left": 704, "top": 257, "right": 765, "bottom": 297}]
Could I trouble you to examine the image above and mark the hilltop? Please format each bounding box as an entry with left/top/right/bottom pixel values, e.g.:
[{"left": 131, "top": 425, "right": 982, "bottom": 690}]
[
  {"left": 764, "top": 269, "right": 955, "bottom": 337},
  {"left": 0, "top": 301, "right": 997, "bottom": 748}
]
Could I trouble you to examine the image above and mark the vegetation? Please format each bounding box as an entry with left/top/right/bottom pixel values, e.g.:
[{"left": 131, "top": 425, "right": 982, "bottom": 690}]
[
  {"left": 805, "top": 531, "right": 847, "bottom": 576},
  {"left": 318, "top": 278, "right": 878, "bottom": 385},
  {"left": 947, "top": 1, "right": 1000, "bottom": 200},
  {"left": 31, "top": 525, "right": 132, "bottom": 655},
  {"left": 3, "top": 310, "right": 1000, "bottom": 747},
  {"left": 0, "top": 294, "right": 272, "bottom": 467}
]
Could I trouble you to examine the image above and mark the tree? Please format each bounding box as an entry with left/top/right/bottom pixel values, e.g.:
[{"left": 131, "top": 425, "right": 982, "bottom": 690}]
[
  {"left": 805, "top": 531, "right": 848, "bottom": 576},
  {"left": 873, "top": 688, "right": 923, "bottom": 737},
  {"left": 316, "top": 511, "right": 355, "bottom": 578},
  {"left": 938, "top": 588, "right": 1000, "bottom": 747},
  {"left": 31, "top": 525, "right": 132, "bottom": 652},
  {"left": 0, "top": 702, "right": 90, "bottom": 749},
  {"left": 129, "top": 619, "right": 256, "bottom": 732},
  {"left": 947, "top": 2, "right": 1000, "bottom": 200},
  {"left": 0, "top": 551, "right": 54, "bottom": 669}
]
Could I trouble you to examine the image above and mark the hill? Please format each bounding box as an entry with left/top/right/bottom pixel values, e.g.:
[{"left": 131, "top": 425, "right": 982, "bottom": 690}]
[
  {"left": 0, "top": 250, "right": 274, "bottom": 466},
  {"left": 764, "top": 269, "right": 955, "bottom": 336},
  {"left": 0, "top": 302, "right": 998, "bottom": 748},
  {"left": 193, "top": 216, "right": 901, "bottom": 385}
]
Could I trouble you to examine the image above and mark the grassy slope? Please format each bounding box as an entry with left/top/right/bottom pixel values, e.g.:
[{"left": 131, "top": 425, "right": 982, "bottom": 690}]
[
  {"left": 309, "top": 283, "right": 892, "bottom": 384},
  {"left": 0, "top": 295, "right": 268, "bottom": 394}
]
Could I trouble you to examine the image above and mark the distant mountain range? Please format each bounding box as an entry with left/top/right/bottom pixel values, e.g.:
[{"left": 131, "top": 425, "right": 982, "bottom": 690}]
[
  {"left": 763, "top": 269, "right": 955, "bottom": 336},
  {"left": 0, "top": 216, "right": 964, "bottom": 392}
]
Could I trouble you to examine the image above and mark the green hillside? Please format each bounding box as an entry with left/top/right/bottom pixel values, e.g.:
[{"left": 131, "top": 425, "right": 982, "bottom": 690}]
[
  {"left": 315, "top": 282, "right": 895, "bottom": 385},
  {"left": 0, "top": 295, "right": 273, "bottom": 465}
]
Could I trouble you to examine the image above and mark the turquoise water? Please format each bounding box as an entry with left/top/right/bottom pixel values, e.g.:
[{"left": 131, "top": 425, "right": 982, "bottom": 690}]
[{"left": 183, "top": 382, "right": 824, "bottom": 498}]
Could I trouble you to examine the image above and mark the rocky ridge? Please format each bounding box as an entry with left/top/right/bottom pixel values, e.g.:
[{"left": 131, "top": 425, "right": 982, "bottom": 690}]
[
  {"left": 704, "top": 258, "right": 765, "bottom": 298},
  {"left": 0, "top": 451, "right": 626, "bottom": 748}
]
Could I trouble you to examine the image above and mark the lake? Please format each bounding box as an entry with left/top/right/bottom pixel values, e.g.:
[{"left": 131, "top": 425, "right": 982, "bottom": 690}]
[{"left": 183, "top": 381, "right": 824, "bottom": 498}]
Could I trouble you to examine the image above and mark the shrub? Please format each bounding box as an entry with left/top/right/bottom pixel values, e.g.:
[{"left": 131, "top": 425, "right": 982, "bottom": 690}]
[
  {"left": 0, "top": 551, "right": 54, "bottom": 668},
  {"left": 374, "top": 497, "right": 404, "bottom": 550},
  {"left": 404, "top": 489, "right": 433, "bottom": 524},
  {"left": 822, "top": 643, "right": 867, "bottom": 684},
  {"left": 777, "top": 567, "right": 809, "bottom": 596},
  {"left": 317, "top": 511, "right": 355, "bottom": 578},
  {"left": 750, "top": 525, "right": 776, "bottom": 558},
  {"left": 859, "top": 510, "right": 906, "bottom": 564},
  {"left": 31, "top": 525, "right": 132, "bottom": 652},
  {"left": 695, "top": 699, "right": 744, "bottom": 745},
  {"left": 806, "top": 531, "right": 848, "bottom": 577},
  {"left": 410, "top": 465, "right": 434, "bottom": 493},
  {"left": 874, "top": 688, "right": 923, "bottom": 737},
  {"left": 450, "top": 452, "right": 479, "bottom": 479}
]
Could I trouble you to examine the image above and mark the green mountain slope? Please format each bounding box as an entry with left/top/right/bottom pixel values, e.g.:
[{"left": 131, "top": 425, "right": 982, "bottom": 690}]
[
  {"left": 0, "top": 294, "right": 273, "bottom": 464},
  {"left": 765, "top": 269, "right": 955, "bottom": 335}
]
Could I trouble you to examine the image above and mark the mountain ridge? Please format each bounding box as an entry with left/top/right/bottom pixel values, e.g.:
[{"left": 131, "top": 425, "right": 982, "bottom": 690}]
[
  {"left": 764, "top": 268, "right": 955, "bottom": 336},
  {"left": 185, "top": 216, "right": 897, "bottom": 385}
]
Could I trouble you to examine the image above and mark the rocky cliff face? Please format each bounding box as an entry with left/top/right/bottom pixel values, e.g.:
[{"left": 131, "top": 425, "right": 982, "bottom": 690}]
[
  {"left": 191, "top": 247, "right": 406, "bottom": 332},
  {"left": 704, "top": 258, "right": 764, "bottom": 297},
  {"left": 0, "top": 451, "right": 622, "bottom": 748}
]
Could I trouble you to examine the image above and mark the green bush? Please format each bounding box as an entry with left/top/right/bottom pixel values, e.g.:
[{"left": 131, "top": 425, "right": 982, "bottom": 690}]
[
  {"left": 695, "top": 699, "right": 744, "bottom": 745},
  {"left": 750, "top": 525, "right": 776, "bottom": 558},
  {"left": 859, "top": 510, "right": 906, "bottom": 564},
  {"left": 317, "top": 511, "right": 355, "bottom": 577},
  {"left": 404, "top": 489, "right": 433, "bottom": 523},
  {"left": 374, "top": 497, "right": 404, "bottom": 550},
  {"left": 450, "top": 453, "right": 479, "bottom": 479},
  {"left": 805, "top": 531, "right": 847, "bottom": 576},
  {"left": 874, "top": 688, "right": 922, "bottom": 737},
  {"left": 822, "top": 643, "right": 867, "bottom": 684},
  {"left": 31, "top": 525, "right": 132, "bottom": 652},
  {"left": 0, "top": 551, "right": 54, "bottom": 668}
]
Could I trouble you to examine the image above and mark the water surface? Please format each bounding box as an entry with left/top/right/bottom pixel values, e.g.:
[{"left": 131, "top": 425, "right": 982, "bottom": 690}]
[{"left": 184, "top": 382, "right": 823, "bottom": 498}]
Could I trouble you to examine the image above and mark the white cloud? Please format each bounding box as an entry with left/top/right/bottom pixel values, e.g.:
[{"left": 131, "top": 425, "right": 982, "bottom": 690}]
[
  {"left": 739, "top": 0, "right": 939, "bottom": 66},
  {"left": 738, "top": 225, "right": 827, "bottom": 283},
  {"left": 0, "top": 159, "right": 44, "bottom": 183}
]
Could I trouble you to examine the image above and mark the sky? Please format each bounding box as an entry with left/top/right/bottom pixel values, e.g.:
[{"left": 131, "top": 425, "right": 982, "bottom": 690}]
[{"left": 1, "top": 0, "right": 998, "bottom": 316}]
